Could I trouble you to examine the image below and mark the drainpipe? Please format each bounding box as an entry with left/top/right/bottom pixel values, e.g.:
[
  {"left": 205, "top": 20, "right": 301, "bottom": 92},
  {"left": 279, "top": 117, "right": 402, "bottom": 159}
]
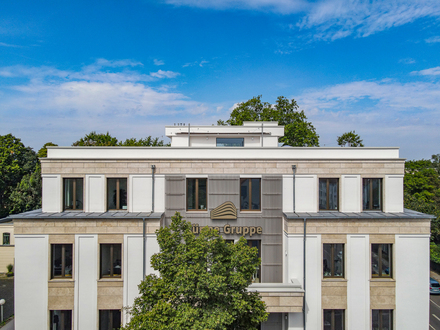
[
  {"left": 143, "top": 165, "right": 156, "bottom": 280},
  {"left": 188, "top": 123, "right": 191, "bottom": 147},
  {"left": 292, "top": 165, "right": 296, "bottom": 213},
  {"left": 142, "top": 217, "right": 146, "bottom": 280},
  {"left": 261, "top": 122, "right": 264, "bottom": 147},
  {"left": 151, "top": 165, "right": 156, "bottom": 213},
  {"left": 303, "top": 217, "right": 307, "bottom": 329}
]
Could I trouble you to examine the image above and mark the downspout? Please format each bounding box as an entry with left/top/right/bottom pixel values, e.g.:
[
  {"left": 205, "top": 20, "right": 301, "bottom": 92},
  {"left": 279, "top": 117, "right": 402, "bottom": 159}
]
[
  {"left": 261, "top": 122, "right": 264, "bottom": 147},
  {"left": 143, "top": 165, "right": 156, "bottom": 280},
  {"left": 151, "top": 165, "right": 156, "bottom": 213},
  {"left": 292, "top": 165, "right": 296, "bottom": 213},
  {"left": 188, "top": 123, "right": 191, "bottom": 147},
  {"left": 142, "top": 217, "right": 146, "bottom": 280},
  {"left": 303, "top": 217, "right": 307, "bottom": 329}
]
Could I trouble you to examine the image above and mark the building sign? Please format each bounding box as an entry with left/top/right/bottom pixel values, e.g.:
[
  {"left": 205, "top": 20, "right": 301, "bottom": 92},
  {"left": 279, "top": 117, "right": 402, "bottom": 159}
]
[
  {"left": 192, "top": 223, "right": 262, "bottom": 237},
  {"left": 210, "top": 201, "right": 237, "bottom": 220}
]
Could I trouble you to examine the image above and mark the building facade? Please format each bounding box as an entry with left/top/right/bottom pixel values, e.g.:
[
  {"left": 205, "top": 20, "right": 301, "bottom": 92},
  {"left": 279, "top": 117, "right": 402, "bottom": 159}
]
[
  {"left": 0, "top": 218, "right": 14, "bottom": 273},
  {"left": 11, "top": 122, "right": 431, "bottom": 330}
]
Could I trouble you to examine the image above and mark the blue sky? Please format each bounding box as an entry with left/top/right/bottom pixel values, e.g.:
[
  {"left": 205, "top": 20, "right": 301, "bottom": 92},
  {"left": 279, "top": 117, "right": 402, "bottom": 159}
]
[{"left": 1, "top": 0, "right": 440, "bottom": 159}]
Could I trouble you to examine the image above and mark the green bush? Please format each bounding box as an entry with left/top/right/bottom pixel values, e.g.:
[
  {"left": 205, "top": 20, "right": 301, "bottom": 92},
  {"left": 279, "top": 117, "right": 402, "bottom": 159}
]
[
  {"left": 6, "top": 264, "right": 13, "bottom": 273},
  {"left": 431, "top": 243, "right": 440, "bottom": 264}
]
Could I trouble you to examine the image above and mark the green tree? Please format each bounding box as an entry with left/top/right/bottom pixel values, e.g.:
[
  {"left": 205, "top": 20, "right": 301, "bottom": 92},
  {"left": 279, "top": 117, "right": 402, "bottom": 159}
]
[
  {"left": 0, "top": 134, "right": 39, "bottom": 217},
  {"left": 7, "top": 164, "right": 42, "bottom": 214},
  {"left": 124, "top": 212, "right": 268, "bottom": 330},
  {"left": 222, "top": 95, "right": 319, "bottom": 147},
  {"left": 337, "top": 131, "right": 364, "bottom": 147},
  {"left": 119, "top": 137, "right": 166, "bottom": 146},
  {"left": 72, "top": 132, "right": 119, "bottom": 146},
  {"left": 37, "top": 142, "right": 58, "bottom": 158}
]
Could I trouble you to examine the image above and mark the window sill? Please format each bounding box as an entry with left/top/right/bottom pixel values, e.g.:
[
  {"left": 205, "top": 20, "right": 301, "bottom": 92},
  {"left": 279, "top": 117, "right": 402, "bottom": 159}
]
[
  {"left": 98, "top": 278, "right": 123, "bottom": 282},
  {"left": 240, "top": 210, "right": 262, "bottom": 213},
  {"left": 370, "top": 278, "right": 395, "bottom": 282},
  {"left": 49, "top": 278, "right": 74, "bottom": 282},
  {"left": 186, "top": 210, "right": 208, "bottom": 213},
  {"left": 322, "top": 278, "right": 347, "bottom": 282}
]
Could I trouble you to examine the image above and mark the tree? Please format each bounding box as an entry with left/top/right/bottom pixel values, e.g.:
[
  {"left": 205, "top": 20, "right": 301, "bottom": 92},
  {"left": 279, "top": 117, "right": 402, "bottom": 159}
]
[
  {"left": 72, "top": 132, "right": 167, "bottom": 147},
  {"left": 119, "top": 137, "right": 166, "bottom": 146},
  {"left": 7, "top": 164, "right": 42, "bottom": 214},
  {"left": 337, "top": 131, "right": 364, "bottom": 147},
  {"left": 0, "top": 134, "right": 39, "bottom": 217},
  {"left": 37, "top": 142, "right": 58, "bottom": 158},
  {"left": 123, "top": 212, "right": 268, "bottom": 330},
  {"left": 222, "top": 95, "right": 319, "bottom": 147}
]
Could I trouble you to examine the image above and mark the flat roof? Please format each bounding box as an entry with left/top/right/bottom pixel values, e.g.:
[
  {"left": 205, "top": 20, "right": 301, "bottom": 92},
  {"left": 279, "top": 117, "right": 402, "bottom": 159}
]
[
  {"left": 283, "top": 208, "right": 435, "bottom": 220},
  {"left": 6, "top": 209, "right": 164, "bottom": 220}
]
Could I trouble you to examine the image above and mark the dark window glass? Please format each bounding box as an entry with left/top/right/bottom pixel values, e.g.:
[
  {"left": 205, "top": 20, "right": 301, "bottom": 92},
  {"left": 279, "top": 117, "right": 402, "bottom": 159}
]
[
  {"left": 363, "top": 178, "right": 382, "bottom": 210},
  {"left": 372, "top": 244, "right": 392, "bottom": 278},
  {"left": 216, "top": 138, "right": 244, "bottom": 147},
  {"left": 240, "top": 178, "right": 261, "bottom": 211},
  {"left": 187, "top": 178, "right": 207, "bottom": 211},
  {"left": 63, "top": 178, "right": 83, "bottom": 210},
  {"left": 324, "top": 309, "right": 345, "bottom": 330},
  {"left": 52, "top": 244, "right": 73, "bottom": 278},
  {"left": 100, "top": 244, "right": 122, "bottom": 278},
  {"left": 248, "top": 240, "right": 261, "bottom": 283},
  {"left": 50, "top": 310, "right": 72, "bottom": 330},
  {"left": 372, "top": 310, "right": 393, "bottom": 330},
  {"left": 323, "top": 244, "right": 344, "bottom": 278},
  {"left": 99, "top": 310, "right": 121, "bottom": 330},
  {"left": 319, "top": 179, "right": 339, "bottom": 210},
  {"left": 3, "top": 233, "right": 10, "bottom": 245},
  {"left": 107, "top": 178, "right": 127, "bottom": 210}
]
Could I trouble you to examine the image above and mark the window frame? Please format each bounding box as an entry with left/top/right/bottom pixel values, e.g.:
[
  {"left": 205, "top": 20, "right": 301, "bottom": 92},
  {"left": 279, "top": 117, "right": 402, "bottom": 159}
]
[
  {"left": 107, "top": 178, "right": 128, "bottom": 211},
  {"left": 99, "top": 309, "right": 121, "bottom": 330},
  {"left": 50, "top": 310, "right": 72, "bottom": 330},
  {"left": 248, "top": 239, "right": 261, "bottom": 283},
  {"left": 323, "top": 309, "right": 345, "bottom": 330},
  {"left": 63, "top": 178, "right": 84, "bottom": 211},
  {"left": 323, "top": 244, "right": 344, "bottom": 278},
  {"left": 372, "top": 309, "right": 393, "bottom": 330},
  {"left": 363, "top": 178, "right": 382, "bottom": 211},
  {"left": 3, "top": 232, "right": 10, "bottom": 245},
  {"left": 100, "top": 244, "right": 122, "bottom": 279},
  {"left": 51, "top": 244, "right": 73, "bottom": 279},
  {"left": 186, "top": 178, "right": 208, "bottom": 211},
  {"left": 371, "top": 244, "right": 392, "bottom": 278},
  {"left": 240, "top": 178, "right": 261, "bottom": 211},
  {"left": 216, "top": 137, "right": 244, "bottom": 147},
  {"left": 319, "top": 178, "right": 339, "bottom": 211}
]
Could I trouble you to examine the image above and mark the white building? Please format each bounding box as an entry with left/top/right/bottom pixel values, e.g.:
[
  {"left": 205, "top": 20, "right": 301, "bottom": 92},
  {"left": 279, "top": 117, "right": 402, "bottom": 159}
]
[{"left": 10, "top": 122, "right": 432, "bottom": 330}]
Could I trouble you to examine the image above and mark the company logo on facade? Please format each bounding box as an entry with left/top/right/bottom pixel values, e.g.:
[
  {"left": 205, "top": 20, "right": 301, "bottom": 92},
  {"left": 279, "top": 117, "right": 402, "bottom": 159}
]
[{"left": 210, "top": 201, "right": 237, "bottom": 220}]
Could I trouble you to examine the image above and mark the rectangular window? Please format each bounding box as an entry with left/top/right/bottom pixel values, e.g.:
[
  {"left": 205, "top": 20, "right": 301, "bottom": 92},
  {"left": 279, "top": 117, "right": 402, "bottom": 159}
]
[
  {"left": 372, "top": 310, "right": 393, "bottom": 330},
  {"left": 323, "top": 244, "right": 344, "bottom": 278},
  {"left": 50, "top": 310, "right": 72, "bottom": 330},
  {"left": 240, "top": 178, "right": 261, "bottom": 211},
  {"left": 99, "top": 310, "right": 121, "bottom": 330},
  {"left": 216, "top": 138, "right": 244, "bottom": 147},
  {"left": 363, "top": 178, "right": 382, "bottom": 210},
  {"left": 187, "top": 178, "right": 207, "bottom": 211},
  {"left": 248, "top": 240, "right": 261, "bottom": 283},
  {"left": 372, "top": 244, "right": 392, "bottom": 278},
  {"left": 63, "top": 178, "right": 83, "bottom": 210},
  {"left": 319, "top": 178, "right": 339, "bottom": 210},
  {"left": 107, "top": 178, "right": 127, "bottom": 210},
  {"left": 51, "top": 244, "right": 73, "bottom": 278},
  {"left": 324, "top": 309, "right": 345, "bottom": 330},
  {"left": 100, "top": 244, "right": 122, "bottom": 278},
  {"left": 3, "top": 233, "right": 10, "bottom": 245}
]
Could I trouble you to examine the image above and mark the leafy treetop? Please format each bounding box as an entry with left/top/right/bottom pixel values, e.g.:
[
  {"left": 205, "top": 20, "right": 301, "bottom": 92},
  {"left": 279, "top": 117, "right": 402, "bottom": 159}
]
[
  {"left": 123, "top": 212, "right": 268, "bottom": 330},
  {"left": 72, "top": 132, "right": 168, "bottom": 146},
  {"left": 37, "top": 142, "right": 58, "bottom": 158},
  {"left": 221, "top": 95, "right": 319, "bottom": 147},
  {"left": 337, "top": 131, "right": 364, "bottom": 147}
]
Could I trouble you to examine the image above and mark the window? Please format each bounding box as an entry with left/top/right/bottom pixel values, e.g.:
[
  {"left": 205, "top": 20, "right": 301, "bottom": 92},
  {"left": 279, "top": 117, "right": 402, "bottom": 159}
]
[
  {"left": 248, "top": 240, "right": 261, "bottom": 283},
  {"left": 63, "top": 178, "right": 83, "bottom": 210},
  {"left": 372, "top": 244, "right": 392, "bottom": 278},
  {"left": 51, "top": 244, "right": 73, "bottom": 278},
  {"left": 372, "top": 310, "right": 393, "bottom": 330},
  {"left": 323, "top": 244, "right": 344, "bottom": 278},
  {"left": 99, "top": 310, "right": 121, "bottom": 330},
  {"left": 324, "top": 309, "right": 345, "bottom": 330},
  {"left": 100, "top": 244, "right": 122, "bottom": 278},
  {"left": 363, "top": 178, "right": 382, "bottom": 210},
  {"left": 3, "top": 233, "right": 10, "bottom": 245},
  {"left": 240, "top": 178, "right": 261, "bottom": 211},
  {"left": 319, "top": 178, "right": 339, "bottom": 210},
  {"left": 187, "top": 178, "right": 207, "bottom": 211},
  {"left": 107, "top": 178, "right": 127, "bottom": 210},
  {"left": 216, "top": 138, "right": 244, "bottom": 147},
  {"left": 50, "top": 310, "right": 72, "bottom": 330}
]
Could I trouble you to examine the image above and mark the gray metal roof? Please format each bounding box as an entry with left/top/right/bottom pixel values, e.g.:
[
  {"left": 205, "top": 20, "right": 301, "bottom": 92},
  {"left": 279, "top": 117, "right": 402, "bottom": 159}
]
[
  {"left": 6, "top": 209, "right": 164, "bottom": 220},
  {"left": 283, "top": 208, "right": 435, "bottom": 220}
]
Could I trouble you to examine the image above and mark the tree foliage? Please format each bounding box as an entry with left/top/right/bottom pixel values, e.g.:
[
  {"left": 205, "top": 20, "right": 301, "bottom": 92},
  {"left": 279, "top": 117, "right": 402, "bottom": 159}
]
[
  {"left": 124, "top": 212, "right": 268, "bottom": 330},
  {"left": 72, "top": 132, "right": 167, "bottom": 147},
  {"left": 222, "top": 95, "right": 319, "bottom": 147},
  {"left": 37, "top": 142, "right": 58, "bottom": 158},
  {"left": 0, "top": 134, "right": 39, "bottom": 217},
  {"left": 337, "top": 131, "right": 364, "bottom": 147}
]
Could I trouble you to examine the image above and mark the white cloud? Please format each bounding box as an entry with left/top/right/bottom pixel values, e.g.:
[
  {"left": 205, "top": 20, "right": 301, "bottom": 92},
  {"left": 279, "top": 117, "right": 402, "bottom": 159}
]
[
  {"left": 154, "top": 59, "right": 165, "bottom": 66},
  {"left": 425, "top": 36, "right": 440, "bottom": 43},
  {"left": 297, "top": 0, "right": 440, "bottom": 41},
  {"left": 411, "top": 66, "right": 440, "bottom": 76},
  {"left": 0, "top": 42, "right": 22, "bottom": 47},
  {"left": 149, "top": 70, "right": 180, "bottom": 79},
  {"left": 399, "top": 58, "right": 416, "bottom": 64}
]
